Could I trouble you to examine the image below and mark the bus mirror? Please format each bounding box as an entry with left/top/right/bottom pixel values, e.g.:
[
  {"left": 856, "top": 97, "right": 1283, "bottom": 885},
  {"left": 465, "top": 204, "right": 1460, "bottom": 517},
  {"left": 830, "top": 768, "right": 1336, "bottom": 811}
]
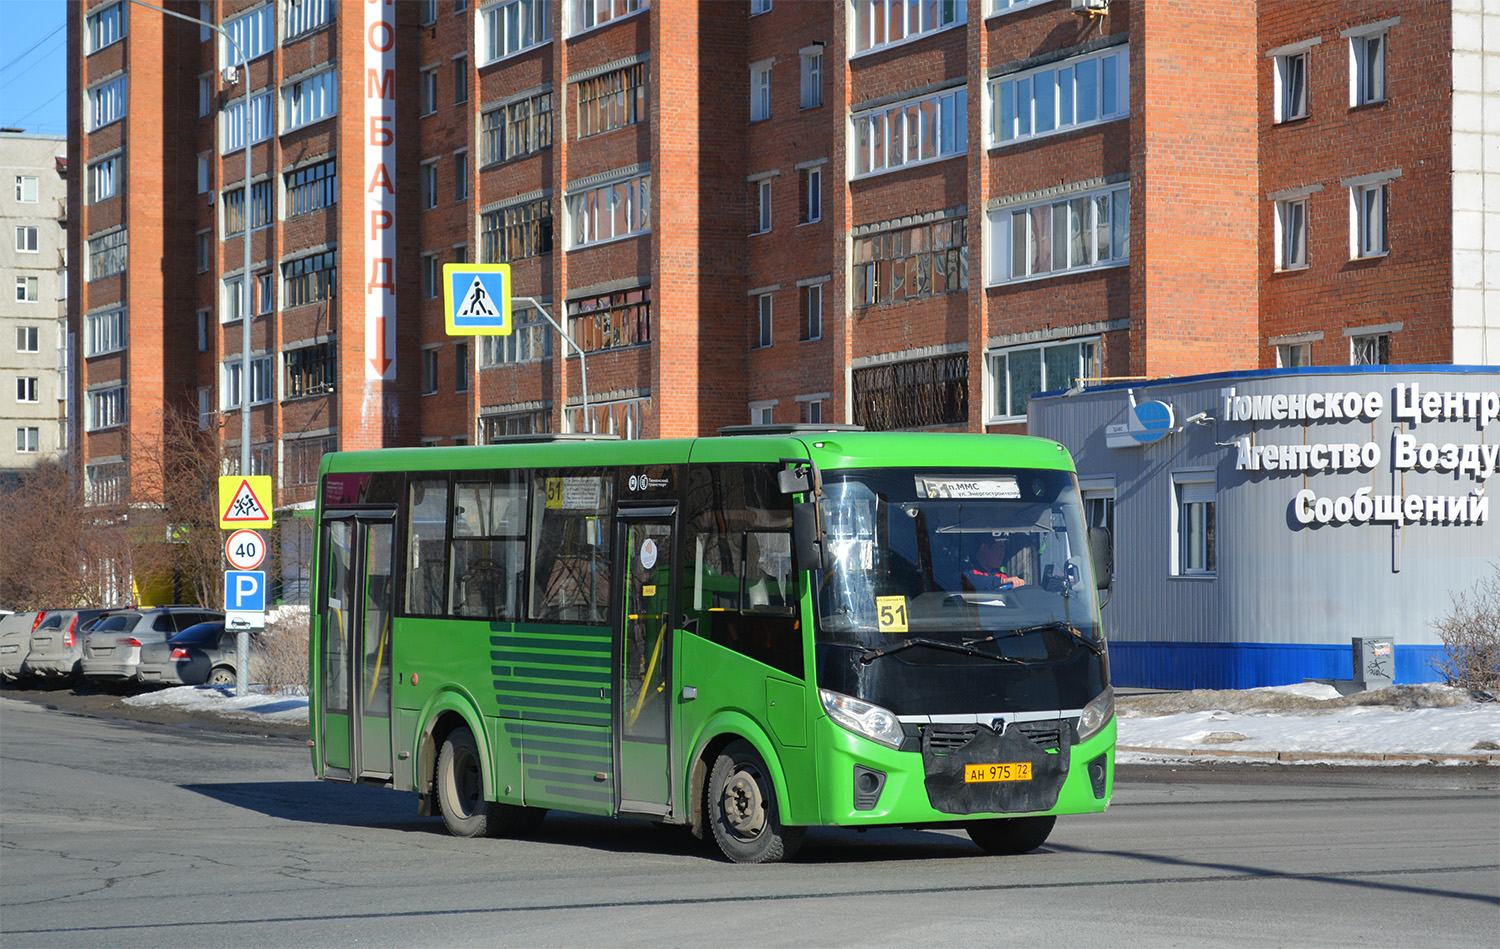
[
  {"left": 793, "top": 501, "right": 822, "bottom": 572},
  {"left": 1088, "top": 527, "right": 1113, "bottom": 593},
  {"left": 778, "top": 466, "right": 811, "bottom": 494}
]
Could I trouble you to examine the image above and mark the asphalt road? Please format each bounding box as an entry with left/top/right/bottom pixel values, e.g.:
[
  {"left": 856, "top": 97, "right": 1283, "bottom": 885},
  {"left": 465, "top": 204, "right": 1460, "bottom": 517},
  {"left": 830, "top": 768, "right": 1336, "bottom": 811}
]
[{"left": 1, "top": 694, "right": 1496, "bottom": 948}]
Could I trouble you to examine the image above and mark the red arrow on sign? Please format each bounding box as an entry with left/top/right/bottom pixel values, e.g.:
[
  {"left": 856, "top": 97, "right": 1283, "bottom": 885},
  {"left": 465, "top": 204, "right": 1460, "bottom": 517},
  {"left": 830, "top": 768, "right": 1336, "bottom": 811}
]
[{"left": 368, "top": 313, "right": 393, "bottom": 377}]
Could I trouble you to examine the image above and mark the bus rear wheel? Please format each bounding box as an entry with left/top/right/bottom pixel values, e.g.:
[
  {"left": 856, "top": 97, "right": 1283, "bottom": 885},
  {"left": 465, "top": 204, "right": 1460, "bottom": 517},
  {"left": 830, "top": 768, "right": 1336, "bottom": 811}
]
[
  {"left": 436, "top": 725, "right": 546, "bottom": 838},
  {"left": 965, "top": 815, "right": 1056, "bottom": 855},
  {"left": 707, "top": 740, "right": 805, "bottom": 864}
]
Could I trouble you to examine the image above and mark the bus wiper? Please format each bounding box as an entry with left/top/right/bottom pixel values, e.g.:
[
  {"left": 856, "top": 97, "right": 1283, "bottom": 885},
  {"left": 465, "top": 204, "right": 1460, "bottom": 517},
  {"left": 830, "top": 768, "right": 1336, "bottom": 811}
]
[
  {"left": 1011, "top": 621, "right": 1105, "bottom": 656},
  {"left": 860, "top": 637, "right": 1026, "bottom": 665}
]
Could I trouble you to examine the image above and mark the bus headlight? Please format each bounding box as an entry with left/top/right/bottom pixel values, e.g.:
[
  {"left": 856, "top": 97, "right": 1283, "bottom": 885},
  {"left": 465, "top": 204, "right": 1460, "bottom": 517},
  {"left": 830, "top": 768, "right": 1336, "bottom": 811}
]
[
  {"left": 1076, "top": 686, "right": 1115, "bottom": 744},
  {"left": 820, "top": 689, "right": 904, "bottom": 749}
]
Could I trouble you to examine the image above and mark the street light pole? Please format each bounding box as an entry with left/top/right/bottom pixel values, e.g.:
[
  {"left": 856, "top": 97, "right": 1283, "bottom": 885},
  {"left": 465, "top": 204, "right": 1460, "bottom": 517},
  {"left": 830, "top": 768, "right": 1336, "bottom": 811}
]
[
  {"left": 513, "top": 297, "right": 590, "bottom": 433},
  {"left": 128, "top": 0, "right": 254, "bottom": 696}
]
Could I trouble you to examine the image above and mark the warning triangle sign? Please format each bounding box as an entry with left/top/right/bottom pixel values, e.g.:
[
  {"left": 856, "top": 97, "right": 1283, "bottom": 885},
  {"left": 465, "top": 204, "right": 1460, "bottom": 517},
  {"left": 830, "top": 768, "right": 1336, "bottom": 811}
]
[
  {"left": 457, "top": 276, "right": 500, "bottom": 322},
  {"left": 222, "top": 478, "right": 270, "bottom": 524}
]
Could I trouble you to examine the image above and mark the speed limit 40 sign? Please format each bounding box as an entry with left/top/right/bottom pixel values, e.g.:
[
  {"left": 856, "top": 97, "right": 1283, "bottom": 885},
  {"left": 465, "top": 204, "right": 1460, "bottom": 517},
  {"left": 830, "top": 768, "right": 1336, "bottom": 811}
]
[{"left": 225, "top": 529, "right": 267, "bottom": 571}]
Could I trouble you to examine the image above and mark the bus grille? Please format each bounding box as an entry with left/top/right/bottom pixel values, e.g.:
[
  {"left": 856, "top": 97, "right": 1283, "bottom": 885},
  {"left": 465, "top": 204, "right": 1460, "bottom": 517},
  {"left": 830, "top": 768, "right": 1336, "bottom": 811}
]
[{"left": 921, "top": 720, "right": 1069, "bottom": 753}]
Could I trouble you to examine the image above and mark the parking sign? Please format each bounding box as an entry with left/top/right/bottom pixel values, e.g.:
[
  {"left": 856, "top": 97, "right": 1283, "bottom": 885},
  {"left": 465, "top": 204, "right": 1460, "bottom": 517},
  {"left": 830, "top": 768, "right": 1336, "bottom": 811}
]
[{"left": 225, "top": 570, "right": 266, "bottom": 612}]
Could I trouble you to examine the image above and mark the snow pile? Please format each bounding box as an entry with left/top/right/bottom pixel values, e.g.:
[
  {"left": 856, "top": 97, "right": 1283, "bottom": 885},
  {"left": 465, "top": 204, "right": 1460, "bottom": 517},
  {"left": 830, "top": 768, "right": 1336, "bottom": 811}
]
[{"left": 123, "top": 684, "right": 309, "bottom": 723}]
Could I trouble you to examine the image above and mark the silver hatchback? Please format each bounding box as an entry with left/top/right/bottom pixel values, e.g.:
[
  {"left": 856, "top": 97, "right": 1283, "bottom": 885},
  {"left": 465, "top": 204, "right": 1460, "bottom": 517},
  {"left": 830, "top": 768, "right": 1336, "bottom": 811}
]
[
  {"left": 80, "top": 608, "right": 225, "bottom": 683},
  {"left": 23, "top": 609, "right": 110, "bottom": 679}
]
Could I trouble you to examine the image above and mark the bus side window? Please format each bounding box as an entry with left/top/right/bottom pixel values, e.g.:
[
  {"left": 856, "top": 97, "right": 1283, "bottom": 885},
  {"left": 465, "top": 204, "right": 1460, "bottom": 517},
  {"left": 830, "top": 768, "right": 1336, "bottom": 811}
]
[
  {"left": 449, "top": 475, "right": 527, "bottom": 621},
  {"left": 529, "top": 470, "right": 613, "bottom": 625},
  {"left": 405, "top": 478, "right": 449, "bottom": 615}
]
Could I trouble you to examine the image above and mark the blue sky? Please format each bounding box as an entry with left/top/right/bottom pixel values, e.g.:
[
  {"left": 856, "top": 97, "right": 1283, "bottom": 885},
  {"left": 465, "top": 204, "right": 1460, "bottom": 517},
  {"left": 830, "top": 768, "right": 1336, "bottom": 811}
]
[{"left": 0, "top": 0, "right": 68, "bottom": 137}]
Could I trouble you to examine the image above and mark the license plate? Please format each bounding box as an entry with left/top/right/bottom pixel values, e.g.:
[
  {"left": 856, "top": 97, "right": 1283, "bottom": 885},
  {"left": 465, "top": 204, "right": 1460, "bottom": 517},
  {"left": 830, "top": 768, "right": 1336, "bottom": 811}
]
[
  {"left": 964, "top": 762, "right": 1032, "bottom": 783},
  {"left": 0, "top": 645, "right": 16, "bottom": 654}
]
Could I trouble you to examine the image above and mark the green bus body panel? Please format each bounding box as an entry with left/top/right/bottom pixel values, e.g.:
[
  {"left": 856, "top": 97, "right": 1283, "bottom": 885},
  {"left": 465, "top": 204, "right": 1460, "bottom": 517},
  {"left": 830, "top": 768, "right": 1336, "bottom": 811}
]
[{"left": 404, "top": 686, "right": 496, "bottom": 796}]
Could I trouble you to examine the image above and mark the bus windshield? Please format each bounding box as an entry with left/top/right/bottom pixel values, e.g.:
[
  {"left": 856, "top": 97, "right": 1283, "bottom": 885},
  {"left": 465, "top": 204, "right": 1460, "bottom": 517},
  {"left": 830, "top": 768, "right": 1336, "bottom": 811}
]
[{"left": 815, "top": 468, "right": 1102, "bottom": 659}]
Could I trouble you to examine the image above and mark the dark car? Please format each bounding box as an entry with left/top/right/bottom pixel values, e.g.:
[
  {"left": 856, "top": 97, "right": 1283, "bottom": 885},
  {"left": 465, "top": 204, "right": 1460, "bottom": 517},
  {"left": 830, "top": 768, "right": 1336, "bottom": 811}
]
[
  {"left": 136, "top": 622, "right": 263, "bottom": 687},
  {"left": 80, "top": 607, "right": 225, "bottom": 683},
  {"left": 23, "top": 609, "right": 110, "bottom": 679}
]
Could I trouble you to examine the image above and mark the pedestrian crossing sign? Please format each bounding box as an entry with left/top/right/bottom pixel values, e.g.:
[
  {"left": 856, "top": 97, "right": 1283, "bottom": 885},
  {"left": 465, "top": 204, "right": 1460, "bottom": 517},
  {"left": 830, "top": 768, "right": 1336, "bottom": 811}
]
[
  {"left": 219, "top": 475, "right": 273, "bottom": 529},
  {"left": 444, "top": 263, "right": 512, "bottom": 336}
]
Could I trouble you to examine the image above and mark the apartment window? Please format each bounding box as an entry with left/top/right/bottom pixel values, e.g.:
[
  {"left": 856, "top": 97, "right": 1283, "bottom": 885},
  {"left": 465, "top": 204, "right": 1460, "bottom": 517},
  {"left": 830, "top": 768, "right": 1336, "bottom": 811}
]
[
  {"left": 198, "top": 153, "right": 211, "bottom": 194},
  {"left": 199, "top": 75, "right": 213, "bottom": 117},
  {"left": 566, "top": 287, "right": 651, "bottom": 353},
  {"left": 283, "top": 251, "right": 336, "bottom": 307},
  {"left": 750, "top": 403, "right": 774, "bottom": 426},
  {"left": 755, "top": 180, "right": 772, "bottom": 233},
  {"left": 223, "top": 4, "right": 274, "bottom": 68},
  {"left": 750, "top": 61, "right": 772, "bottom": 122},
  {"left": 224, "top": 356, "right": 274, "bottom": 408},
  {"left": 1276, "top": 343, "right": 1311, "bottom": 368},
  {"left": 286, "top": 435, "right": 337, "bottom": 486},
  {"left": 198, "top": 387, "right": 212, "bottom": 429},
  {"left": 421, "top": 348, "right": 439, "bottom": 395},
  {"left": 421, "top": 162, "right": 439, "bottom": 210},
  {"left": 15, "top": 176, "right": 38, "bottom": 203},
  {"left": 575, "top": 64, "right": 646, "bottom": 138},
  {"left": 454, "top": 57, "right": 469, "bottom": 104},
  {"left": 1274, "top": 51, "right": 1308, "bottom": 122},
  {"left": 988, "top": 184, "right": 1129, "bottom": 284},
  {"left": 88, "top": 76, "right": 127, "bottom": 131},
  {"left": 284, "top": 0, "right": 333, "bottom": 39},
  {"left": 800, "top": 45, "right": 823, "bottom": 108},
  {"left": 14, "top": 277, "right": 38, "bottom": 302},
  {"left": 991, "top": 0, "right": 1049, "bottom": 12},
  {"left": 420, "top": 0, "right": 438, "bottom": 24},
  {"left": 85, "top": 462, "right": 126, "bottom": 505},
  {"left": 854, "top": 86, "right": 967, "bottom": 177},
  {"left": 754, "top": 293, "right": 773, "bottom": 348},
  {"left": 198, "top": 310, "right": 210, "bottom": 351},
  {"left": 1350, "top": 29, "right": 1386, "bottom": 107},
  {"left": 852, "top": 0, "right": 965, "bottom": 54},
  {"left": 751, "top": 0, "right": 771, "bottom": 13},
  {"left": 283, "top": 70, "right": 337, "bottom": 131},
  {"left": 802, "top": 283, "right": 822, "bottom": 340},
  {"left": 223, "top": 276, "right": 246, "bottom": 322},
  {"left": 422, "top": 252, "right": 441, "bottom": 299},
  {"left": 89, "top": 155, "right": 119, "bottom": 204},
  {"left": 480, "top": 304, "right": 553, "bottom": 365},
  {"left": 16, "top": 327, "right": 39, "bottom": 352},
  {"left": 285, "top": 343, "right": 335, "bottom": 397},
  {"left": 853, "top": 213, "right": 967, "bottom": 306},
  {"left": 1174, "top": 477, "right": 1216, "bottom": 576},
  {"left": 802, "top": 167, "right": 822, "bottom": 223},
  {"left": 86, "top": 2, "right": 126, "bottom": 53},
  {"left": 16, "top": 378, "right": 38, "bottom": 403},
  {"left": 1350, "top": 333, "right": 1390, "bottom": 366},
  {"left": 1275, "top": 198, "right": 1307, "bottom": 270},
  {"left": 421, "top": 68, "right": 438, "bottom": 116},
  {"left": 224, "top": 180, "right": 273, "bottom": 235},
  {"left": 990, "top": 338, "right": 1100, "bottom": 421},
  {"left": 481, "top": 197, "right": 553, "bottom": 262},
  {"left": 454, "top": 152, "right": 469, "bottom": 201},
  {"left": 87, "top": 385, "right": 126, "bottom": 430},
  {"left": 85, "top": 308, "right": 125, "bottom": 357},
  {"left": 286, "top": 158, "right": 337, "bottom": 216},
  {"left": 482, "top": 407, "right": 552, "bottom": 440},
  {"left": 801, "top": 398, "right": 823, "bottom": 424},
  {"left": 16, "top": 427, "right": 39, "bottom": 454},
  {"left": 568, "top": 0, "right": 646, "bottom": 36},
  {"left": 569, "top": 173, "right": 650, "bottom": 247},
  {"left": 15, "top": 227, "right": 38, "bottom": 253},
  {"left": 256, "top": 273, "right": 274, "bottom": 314},
  {"left": 481, "top": 0, "right": 551, "bottom": 65},
  {"left": 1351, "top": 181, "right": 1388, "bottom": 258},
  {"left": 481, "top": 91, "right": 553, "bottom": 164},
  {"left": 222, "top": 90, "right": 273, "bottom": 153},
  {"left": 455, "top": 343, "right": 470, "bottom": 393},
  {"left": 990, "top": 46, "right": 1129, "bottom": 146},
  {"left": 852, "top": 353, "right": 967, "bottom": 430},
  {"left": 87, "top": 229, "right": 128, "bottom": 281}
]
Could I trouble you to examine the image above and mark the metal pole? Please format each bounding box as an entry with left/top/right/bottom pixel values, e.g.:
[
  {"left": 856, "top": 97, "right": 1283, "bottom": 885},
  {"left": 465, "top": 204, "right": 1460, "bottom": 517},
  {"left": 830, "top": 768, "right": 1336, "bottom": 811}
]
[
  {"left": 514, "top": 296, "right": 590, "bottom": 433},
  {"left": 129, "top": 0, "right": 254, "bottom": 696}
]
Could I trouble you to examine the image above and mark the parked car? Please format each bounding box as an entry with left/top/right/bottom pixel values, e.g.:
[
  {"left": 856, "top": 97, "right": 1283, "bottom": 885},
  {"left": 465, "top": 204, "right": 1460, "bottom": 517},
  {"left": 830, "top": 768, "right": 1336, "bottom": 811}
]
[
  {"left": 80, "top": 607, "right": 225, "bottom": 684},
  {"left": 0, "top": 611, "right": 48, "bottom": 680},
  {"left": 137, "top": 622, "right": 263, "bottom": 687},
  {"left": 22, "top": 609, "right": 111, "bottom": 680}
]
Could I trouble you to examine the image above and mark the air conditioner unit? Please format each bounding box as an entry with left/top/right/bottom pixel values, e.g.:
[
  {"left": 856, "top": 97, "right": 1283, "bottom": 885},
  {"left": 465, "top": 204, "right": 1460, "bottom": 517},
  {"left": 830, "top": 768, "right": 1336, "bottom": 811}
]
[{"left": 1071, "top": 0, "right": 1109, "bottom": 12}]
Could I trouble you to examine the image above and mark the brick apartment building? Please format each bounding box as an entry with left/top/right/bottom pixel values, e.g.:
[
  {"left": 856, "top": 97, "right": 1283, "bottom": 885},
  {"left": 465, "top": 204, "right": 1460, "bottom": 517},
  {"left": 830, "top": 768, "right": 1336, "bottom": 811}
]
[{"left": 67, "top": 0, "right": 1496, "bottom": 523}]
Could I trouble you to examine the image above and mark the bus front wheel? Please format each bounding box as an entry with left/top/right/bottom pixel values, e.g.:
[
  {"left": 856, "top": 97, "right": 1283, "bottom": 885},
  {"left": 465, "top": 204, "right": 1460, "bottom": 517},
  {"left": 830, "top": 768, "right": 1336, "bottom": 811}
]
[
  {"left": 436, "top": 725, "right": 546, "bottom": 838},
  {"left": 965, "top": 815, "right": 1056, "bottom": 855},
  {"left": 707, "top": 740, "right": 805, "bottom": 864}
]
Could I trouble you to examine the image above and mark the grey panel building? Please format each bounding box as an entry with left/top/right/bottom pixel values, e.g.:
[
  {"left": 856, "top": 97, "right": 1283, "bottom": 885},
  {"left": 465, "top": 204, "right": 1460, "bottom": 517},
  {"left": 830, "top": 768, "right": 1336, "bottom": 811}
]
[{"left": 1030, "top": 367, "right": 1500, "bottom": 689}]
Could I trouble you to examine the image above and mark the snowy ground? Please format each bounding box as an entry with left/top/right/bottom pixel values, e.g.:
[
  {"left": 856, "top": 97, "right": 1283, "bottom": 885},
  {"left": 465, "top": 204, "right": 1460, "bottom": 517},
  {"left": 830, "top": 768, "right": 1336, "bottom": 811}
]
[{"left": 122, "top": 681, "right": 1500, "bottom": 766}]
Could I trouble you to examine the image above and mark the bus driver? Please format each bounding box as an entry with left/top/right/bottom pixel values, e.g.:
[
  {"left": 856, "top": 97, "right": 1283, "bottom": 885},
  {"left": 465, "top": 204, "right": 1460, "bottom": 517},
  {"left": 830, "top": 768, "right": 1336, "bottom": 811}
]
[{"left": 966, "top": 534, "right": 1027, "bottom": 590}]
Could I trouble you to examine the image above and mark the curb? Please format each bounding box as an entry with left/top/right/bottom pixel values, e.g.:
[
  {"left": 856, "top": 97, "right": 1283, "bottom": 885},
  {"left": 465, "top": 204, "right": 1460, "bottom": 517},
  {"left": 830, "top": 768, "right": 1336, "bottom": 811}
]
[{"left": 1116, "top": 745, "right": 1500, "bottom": 765}]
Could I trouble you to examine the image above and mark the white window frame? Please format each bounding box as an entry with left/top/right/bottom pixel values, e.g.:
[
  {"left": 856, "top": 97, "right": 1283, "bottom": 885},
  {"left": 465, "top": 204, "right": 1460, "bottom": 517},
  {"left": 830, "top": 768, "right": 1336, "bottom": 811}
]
[
  {"left": 988, "top": 45, "right": 1128, "bottom": 147},
  {"left": 421, "top": 346, "right": 439, "bottom": 395},
  {"left": 14, "top": 226, "right": 39, "bottom": 254},
  {"left": 15, "top": 276, "right": 39, "bottom": 303},
  {"left": 989, "top": 0, "right": 1048, "bottom": 15},
  {"left": 480, "top": 0, "right": 552, "bottom": 66},
  {"left": 1348, "top": 26, "right": 1387, "bottom": 107},
  {"left": 222, "top": 275, "right": 246, "bottom": 323},
  {"left": 800, "top": 45, "right": 823, "bottom": 109},
  {"left": 756, "top": 180, "right": 772, "bottom": 233},
  {"left": 566, "top": 0, "right": 648, "bottom": 38},
  {"left": 283, "top": 0, "right": 333, "bottom": 41},
  {"left": 88, "top": 76, "right": 127, "bottom": 131},
  {"left": 420, "top": 67, "right": 438, "bottom": 116},
  {"left": 222, "top": 4, "right": 274, "bottom": 69},
  {"left": 16, "top": 377, "right": 38, "bottom": 404},
  {"left": 804, "top": 167, "right": 822, "bottom": 223},
  {"left": 222, "top": 89, "right": 273, "bottom": 153},
  {"left": 1172, "top": 474, "right": 1217, "bottom": 577},
  {"left": 567, "top": 172, "right": 650, "bottom": 248},
  {"left": 16, "top": 326, "right": 39, "bottom": 352},
  {"left": 421, "top": 252, "right": 441, "bottom": 299},
  {"left": 282, "top": 69, "right": 337, "bottom": 132},
  {"left": 1274, "top": 197, "right": 1307, "bottom": 271},
  {"left": 988, "top": 336, "right": 1100, "bottom": 423},
  {"left": 198, "top": 152, "right": 211, "bottom": 194},
  {"left": 89, "top": 154, "right": 120, "bottom": 204},
  {"left": 751, "top": 0, "right": 771, "bottom": 14},
  {"left": 421, "top": 160, "right": 439, "bottom": 210},
  {"left": 198, "top": 387, "right": 212, "bottom": 430},
  {"left": 1350, "top": 180, "right": 1389, "bottom": 259},
  {"left": 15, "top": 175, "right": 38, "bottom": 203},
  {"left": 851, "top": 0, "right": 966, "bottom": 57},
  {"left": 853, "top": 85, "right": 967, "bottom": 178},
  {"left": 987, "top": 183, "right": 1129, "bottom": 285},
  {"left": 223, "top": 355, "right": 274, "bottom": 409},
  {"left": 751, "top": 60, "right": 773, "bottom": 122},
  {"left": 256, "top": 273, "right": 274, "bottom": 314},
  {"left": 1350, "top": 332, "right": 1390, "bottom": 366},
  {"left": 16, "top": 427, "right": 40, "bottom": 454},
  {"left": 802, "top": 282, "right": 823, "bottom": 340},
  {"left": 197, "top": 310, "right": 210, "bottom": 351},
  {"left": 85, "top": 307, "right": 126, "bottom": 357},
  {"left": 798, "top": 394, "right": 825, "bottom": 424},
  {"left": 1275, "top": 340, "right": 1313, "bottom": 368},
  {"left": 86, "top": 229, "right": 128, "bottom": 282},
  {"left": 1273, "top": 49, "right": 1309, "bottom": 123},
  {"left": 86, "top": 385, "right": 127, "bottom": 431},
  {"left": 86, "top": 2, "right": 127, "bottom": 54},
  {"left": 749, "top": 400, "right": 776, "bottom": 425},
  {"left": 755, "top": 292, "right": 773, "bottom": 348}
]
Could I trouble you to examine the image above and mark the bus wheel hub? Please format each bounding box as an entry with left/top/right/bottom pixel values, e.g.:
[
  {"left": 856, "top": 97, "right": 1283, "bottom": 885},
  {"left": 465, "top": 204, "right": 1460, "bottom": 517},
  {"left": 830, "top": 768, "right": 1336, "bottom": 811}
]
[{"left": 723, "top": 771, "right": 765, "bottom": 837}]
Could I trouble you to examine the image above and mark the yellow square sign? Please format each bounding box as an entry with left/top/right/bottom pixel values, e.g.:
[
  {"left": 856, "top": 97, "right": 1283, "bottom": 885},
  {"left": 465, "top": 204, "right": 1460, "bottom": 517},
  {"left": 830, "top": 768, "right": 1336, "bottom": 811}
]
[{"left": 219, "top": 475, "right": 273, "bottom": 529}]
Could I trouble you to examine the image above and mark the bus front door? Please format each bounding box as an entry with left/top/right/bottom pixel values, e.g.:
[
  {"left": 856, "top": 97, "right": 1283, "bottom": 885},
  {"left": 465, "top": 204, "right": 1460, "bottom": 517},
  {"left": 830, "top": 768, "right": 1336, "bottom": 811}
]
[
  {"left": 318, "top": 515, "right": 395, "bottom": 783},
  {"left": 614, "top": 508, "right": 677, "bottom": 817}
]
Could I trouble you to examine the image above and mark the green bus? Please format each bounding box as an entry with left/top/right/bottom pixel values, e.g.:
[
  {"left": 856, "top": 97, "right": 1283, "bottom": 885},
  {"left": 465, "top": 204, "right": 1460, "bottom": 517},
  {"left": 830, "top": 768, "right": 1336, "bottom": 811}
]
[{"left": 309, "top": 427, "right": 1115, "bottom": 863}]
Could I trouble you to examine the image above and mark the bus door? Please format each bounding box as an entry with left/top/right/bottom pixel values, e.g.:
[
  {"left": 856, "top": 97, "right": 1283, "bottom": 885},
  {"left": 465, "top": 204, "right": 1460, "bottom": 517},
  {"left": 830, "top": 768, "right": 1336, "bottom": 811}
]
[
  {"left": 318, "top": 513, "right": 396, "bottom": 783},
  {"left": 613, "top": 506, "right": 677, "bottom": 817}
]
